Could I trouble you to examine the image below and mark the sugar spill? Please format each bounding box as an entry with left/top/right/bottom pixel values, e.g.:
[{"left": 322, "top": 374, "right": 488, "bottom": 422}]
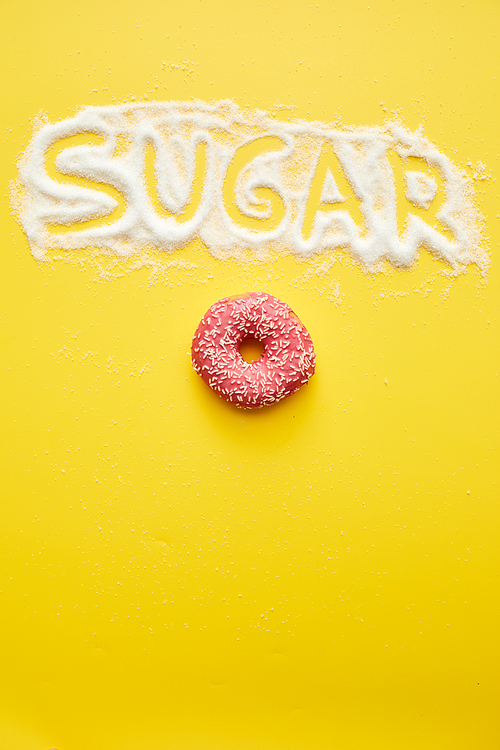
[{"left": 11, "top": 99, "right": 488, "bottom": 275}]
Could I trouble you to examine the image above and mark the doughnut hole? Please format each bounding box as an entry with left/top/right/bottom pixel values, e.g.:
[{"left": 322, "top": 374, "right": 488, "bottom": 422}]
[{"left": 239, "top": 337, "right": 265, "bottom": 363}]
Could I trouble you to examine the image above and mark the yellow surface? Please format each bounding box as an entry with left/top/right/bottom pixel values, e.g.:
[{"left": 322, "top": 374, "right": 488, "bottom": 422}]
[{"left": 1, "top": 1, "right": 500, "bottom": 748}]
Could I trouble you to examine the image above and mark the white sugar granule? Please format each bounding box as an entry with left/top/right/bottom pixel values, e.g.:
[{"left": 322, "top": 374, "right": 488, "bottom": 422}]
[{"left": 11, "top": 99, "right": 488, "bottom": 276}]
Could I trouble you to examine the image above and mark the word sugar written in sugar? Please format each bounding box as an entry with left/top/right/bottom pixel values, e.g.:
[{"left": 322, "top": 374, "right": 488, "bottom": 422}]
[{"left": 12, "top": 100, "right": 486, "bottom": 271}]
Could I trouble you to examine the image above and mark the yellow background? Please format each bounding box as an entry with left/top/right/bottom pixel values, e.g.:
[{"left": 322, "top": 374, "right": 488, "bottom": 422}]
[{"left": 1, "top": 0, "right": 499, "bottom": 748}]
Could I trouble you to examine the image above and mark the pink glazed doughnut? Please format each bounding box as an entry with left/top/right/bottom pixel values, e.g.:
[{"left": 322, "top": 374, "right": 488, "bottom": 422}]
[{"left": 191, "top": 292, "right": 316, "bottom": 408}]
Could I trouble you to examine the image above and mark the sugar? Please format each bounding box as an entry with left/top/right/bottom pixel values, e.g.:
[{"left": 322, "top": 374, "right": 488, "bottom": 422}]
[{"left": 11, "top": 99, "right": 488, "bottom": 275}]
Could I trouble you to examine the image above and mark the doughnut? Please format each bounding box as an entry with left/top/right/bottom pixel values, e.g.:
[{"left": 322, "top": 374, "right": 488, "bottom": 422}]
[{"left": 191, "top": 292, "right": 316, "bottom": 408}]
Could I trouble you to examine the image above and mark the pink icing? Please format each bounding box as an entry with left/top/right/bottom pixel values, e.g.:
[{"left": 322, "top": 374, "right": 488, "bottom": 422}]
[{"left": 191, "top": 292, "right": 316, "bottom": 408}]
